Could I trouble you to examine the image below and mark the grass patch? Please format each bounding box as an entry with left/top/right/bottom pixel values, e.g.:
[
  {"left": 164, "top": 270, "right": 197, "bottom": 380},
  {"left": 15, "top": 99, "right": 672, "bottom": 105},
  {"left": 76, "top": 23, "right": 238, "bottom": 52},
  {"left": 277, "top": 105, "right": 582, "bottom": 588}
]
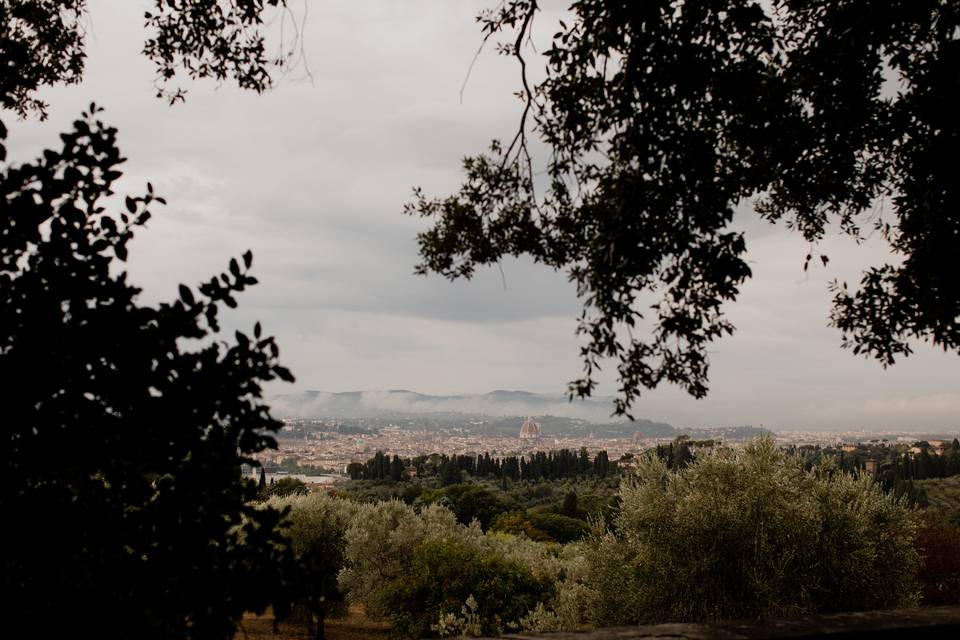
[{"left": 239, "top": 605, "right": 391, "bottom": 640}]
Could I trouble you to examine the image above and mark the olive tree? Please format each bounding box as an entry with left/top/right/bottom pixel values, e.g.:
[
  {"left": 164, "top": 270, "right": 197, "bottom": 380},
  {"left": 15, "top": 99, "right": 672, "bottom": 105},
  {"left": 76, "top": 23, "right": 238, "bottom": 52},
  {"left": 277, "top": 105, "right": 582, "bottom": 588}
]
[
  {"left": 340, "top": 500, "right": 572, "bottom": 638},
  {"left": 265, "top": 494, "right": 359, "bottom": 640},
  {"left": 585, "top": 439, "right": 920, "bottom": 624}
]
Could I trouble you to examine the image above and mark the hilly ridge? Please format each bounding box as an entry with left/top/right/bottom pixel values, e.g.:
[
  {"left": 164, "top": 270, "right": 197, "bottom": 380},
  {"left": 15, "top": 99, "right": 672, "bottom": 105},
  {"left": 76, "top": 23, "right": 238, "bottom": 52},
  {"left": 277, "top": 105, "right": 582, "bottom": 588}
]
[{"left": 271, "top": 390, "right": 777, "bottom": 440}]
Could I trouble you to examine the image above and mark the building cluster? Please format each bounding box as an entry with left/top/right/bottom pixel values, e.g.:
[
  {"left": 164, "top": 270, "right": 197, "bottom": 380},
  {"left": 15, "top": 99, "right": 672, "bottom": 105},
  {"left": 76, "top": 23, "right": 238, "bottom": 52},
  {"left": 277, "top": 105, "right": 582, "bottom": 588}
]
[
  {"left": 253, "top": 416, "right": 960, "bottom": 479},
  {"left": 256, "top": 415, "right": 686, "bottom": 475}
]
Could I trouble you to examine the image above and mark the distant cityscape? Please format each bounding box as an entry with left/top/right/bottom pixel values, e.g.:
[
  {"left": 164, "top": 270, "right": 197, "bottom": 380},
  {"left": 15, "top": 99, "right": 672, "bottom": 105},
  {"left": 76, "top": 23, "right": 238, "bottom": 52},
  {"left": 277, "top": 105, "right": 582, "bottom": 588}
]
[{"left": 252, "top": 399, "right": 960, "bottom": 481}]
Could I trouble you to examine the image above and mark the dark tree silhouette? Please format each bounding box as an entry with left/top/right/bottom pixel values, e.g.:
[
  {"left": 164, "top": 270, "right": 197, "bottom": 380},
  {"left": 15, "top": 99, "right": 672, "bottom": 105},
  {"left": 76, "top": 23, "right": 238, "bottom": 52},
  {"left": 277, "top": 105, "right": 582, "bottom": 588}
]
[
  {"left": 0, "top": 0, "right": 300, "bottom": 118},
  {"left": 407, "top": 0, "right": 959, "bottom": 416},
  {"left": 1, "top": 106, "right": 294, "bottom": 638},
  {"left": 0, "top": 3, "right": 312, "bottom": 634}
]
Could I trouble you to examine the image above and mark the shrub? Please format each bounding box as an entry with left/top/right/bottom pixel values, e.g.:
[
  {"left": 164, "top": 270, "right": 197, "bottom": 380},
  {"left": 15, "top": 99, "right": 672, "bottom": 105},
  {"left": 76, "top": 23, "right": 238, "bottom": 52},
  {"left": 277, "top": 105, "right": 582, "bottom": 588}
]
[
  {"left": 381, "top": 538, "right": 552, "bottom": 638},
  {"left": 339, "top": 501, "right": 475, "bottom": 621},
  {"left": 492, "top": 511, "right": 551, "bottom": 542},
  {"left": 265, "top": 477, "right": 308, "bottom": 498},
  {"left": 417, "top": 483, "right": 517, "bottom": 530},
  {"left": 585, "top": 438, "right": 920, "bottom": 625},
  {"left": 339, "top": 500, "right": 583, "bottom": 636},
  {"left": 528, "top": 512, "right": 590, "bottom": 544}
]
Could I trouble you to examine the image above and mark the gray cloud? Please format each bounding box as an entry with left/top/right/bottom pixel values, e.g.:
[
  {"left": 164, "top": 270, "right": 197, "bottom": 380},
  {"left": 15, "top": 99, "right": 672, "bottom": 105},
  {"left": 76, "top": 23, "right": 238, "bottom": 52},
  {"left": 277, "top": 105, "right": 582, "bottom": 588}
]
[{"left": 4, "top": 0, "right": 957, "bottom": 434}]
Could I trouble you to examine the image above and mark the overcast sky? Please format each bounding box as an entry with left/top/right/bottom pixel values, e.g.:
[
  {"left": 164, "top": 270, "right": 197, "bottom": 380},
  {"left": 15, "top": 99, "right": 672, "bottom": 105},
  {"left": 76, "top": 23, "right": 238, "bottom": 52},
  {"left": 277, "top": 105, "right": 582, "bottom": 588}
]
[{"left": 6, "top": 1, "right": 957, "bottom": 433}]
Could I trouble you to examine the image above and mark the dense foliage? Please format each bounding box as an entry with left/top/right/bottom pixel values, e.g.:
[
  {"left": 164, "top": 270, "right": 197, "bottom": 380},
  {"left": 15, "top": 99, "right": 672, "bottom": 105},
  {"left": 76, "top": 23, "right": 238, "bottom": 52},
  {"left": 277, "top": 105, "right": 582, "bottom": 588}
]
[
  {"left": 408, "top": 0, "right": 960, "bottom": 416},
  {"left": 338, "top": 474, "right": 619, "bottom": 535},
  {"left": 0, "top": 109, "right": 293, "bottom": 638},
  {"left": 493, "top": 511, "right": 591, "bottom": 544},
  {"left": 585, "top": 439, "right": 920, "bottom": 624},
  {"left": 417, "top": 483, "right": 519, "bottom": 531},
  {"left": 257, "top": 438, "right": 958, "bottom": 638},
  {"left": 337, "top": 498, "right": 572, "bottom": 638},
  {"left": 382, "top": 538, "right": 552, "bottom": 638}
]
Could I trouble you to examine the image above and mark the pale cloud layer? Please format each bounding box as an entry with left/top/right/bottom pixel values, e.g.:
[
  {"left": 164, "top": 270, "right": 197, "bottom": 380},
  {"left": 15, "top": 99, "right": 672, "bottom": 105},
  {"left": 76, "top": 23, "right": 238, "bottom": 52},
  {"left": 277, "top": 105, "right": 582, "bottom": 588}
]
[
  {"left": 269, "top": 390, "right": 625, "bottom": 424},
  {"left": 5, "top": 1, "right": 957, "bottom": 433}
]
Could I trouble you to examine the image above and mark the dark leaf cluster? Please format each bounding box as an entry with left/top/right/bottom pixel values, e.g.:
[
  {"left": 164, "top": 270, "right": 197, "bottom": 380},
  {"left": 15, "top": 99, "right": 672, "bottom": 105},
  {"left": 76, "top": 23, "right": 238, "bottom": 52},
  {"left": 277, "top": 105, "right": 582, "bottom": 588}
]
[{"left": 143, "top": 0, "right": 291, "bottom": 104}]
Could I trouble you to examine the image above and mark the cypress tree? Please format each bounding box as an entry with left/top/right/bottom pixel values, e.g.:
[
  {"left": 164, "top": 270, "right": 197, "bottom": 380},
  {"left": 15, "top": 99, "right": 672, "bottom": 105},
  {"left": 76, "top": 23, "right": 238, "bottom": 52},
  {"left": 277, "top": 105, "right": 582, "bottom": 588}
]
[{"left": 389, "top": 455, "right": 404, "bottom": 482}]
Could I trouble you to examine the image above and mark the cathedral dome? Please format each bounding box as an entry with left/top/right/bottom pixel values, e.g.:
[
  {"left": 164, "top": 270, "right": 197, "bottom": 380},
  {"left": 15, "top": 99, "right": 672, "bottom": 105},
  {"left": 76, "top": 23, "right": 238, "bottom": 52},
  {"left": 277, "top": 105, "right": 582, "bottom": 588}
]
[{"left": 519, "top": 416, "right": 541, "bottom": 439}]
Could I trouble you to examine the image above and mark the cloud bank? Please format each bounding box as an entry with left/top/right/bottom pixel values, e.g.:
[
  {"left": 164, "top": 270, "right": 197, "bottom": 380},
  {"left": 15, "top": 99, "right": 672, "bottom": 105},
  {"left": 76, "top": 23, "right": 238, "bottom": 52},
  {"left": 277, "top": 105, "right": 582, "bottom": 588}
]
[{"left": 271, "top": 389, "right": 626, "bottom": 423}]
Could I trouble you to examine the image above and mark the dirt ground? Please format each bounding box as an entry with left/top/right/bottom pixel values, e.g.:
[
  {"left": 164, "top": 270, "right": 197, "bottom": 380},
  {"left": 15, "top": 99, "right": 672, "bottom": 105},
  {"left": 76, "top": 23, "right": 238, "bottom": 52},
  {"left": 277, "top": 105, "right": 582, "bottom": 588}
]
[{"left": 236, "top": 606, "right": 392, "bottom": 640}]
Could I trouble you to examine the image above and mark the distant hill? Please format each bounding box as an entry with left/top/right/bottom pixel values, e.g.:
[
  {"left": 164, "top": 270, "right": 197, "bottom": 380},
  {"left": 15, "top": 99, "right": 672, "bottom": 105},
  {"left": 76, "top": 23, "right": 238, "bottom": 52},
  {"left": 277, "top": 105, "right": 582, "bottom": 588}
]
[
  {"left": 271, "top": 389, "right": 677, "bottom": 437},
  {"left": 270, "top": 390, "right": 777, "bottom": 440}
]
